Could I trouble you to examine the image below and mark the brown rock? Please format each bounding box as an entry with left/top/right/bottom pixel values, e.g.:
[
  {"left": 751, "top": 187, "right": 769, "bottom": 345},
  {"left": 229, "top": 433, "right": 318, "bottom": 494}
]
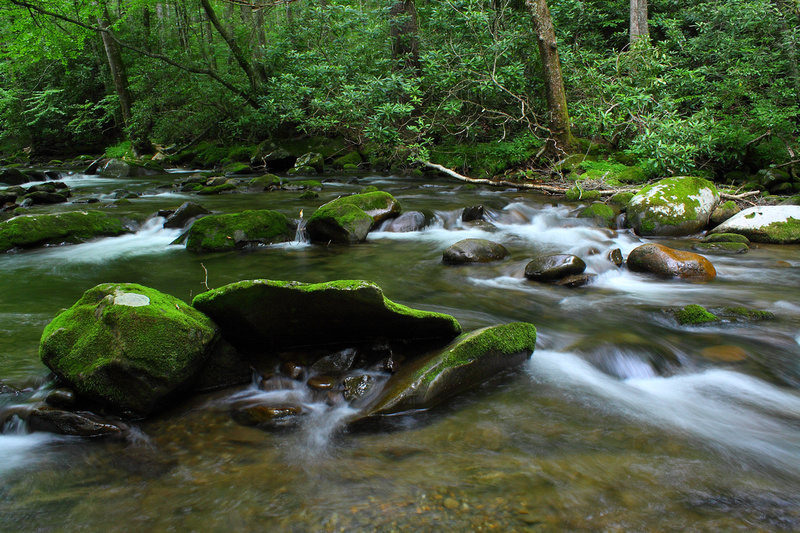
[{"left": 627, "top": 243, "right": 716, "bottom": 279}]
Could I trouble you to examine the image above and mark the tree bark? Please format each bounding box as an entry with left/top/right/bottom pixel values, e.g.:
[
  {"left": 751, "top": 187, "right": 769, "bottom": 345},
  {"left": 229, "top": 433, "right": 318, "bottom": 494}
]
[
  {"left": 199, "top": 0, "right": 263, "bottom": 93},
  {"left": 525, "top": 0, "right": 576, "bottom": 152},
  {"left": 630, "top": 0, "right": 649, "bottom": 43}
]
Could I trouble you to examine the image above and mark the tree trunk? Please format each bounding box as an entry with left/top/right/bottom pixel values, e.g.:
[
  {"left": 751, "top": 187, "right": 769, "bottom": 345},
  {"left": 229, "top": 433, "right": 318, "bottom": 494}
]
[
  {"left": 389, "top": 0, "right": 421, "bottom": 75},
  {"left": 630, "top": 0, "right": 649, "bottom": 43},
  {"left": 525, "top": 0, "right": 576, "bottom": 152},
  {"left": 97, "top": 5, "right": 151, "bottom": 154},
  {"left": 199, "top": 0, "right": 262, "bottom": 93}
]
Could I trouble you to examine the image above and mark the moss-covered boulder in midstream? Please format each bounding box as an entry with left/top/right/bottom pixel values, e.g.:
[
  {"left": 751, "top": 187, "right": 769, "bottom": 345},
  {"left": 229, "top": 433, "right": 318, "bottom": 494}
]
[
  {"left": 674, "top": 304, "right": 719, "bottom": 325},
  {"left": 0, "top": 211, "right": 128, "bottom": 252},
  {"left": 361, "top": 322, "right": 537, "bottom": 416},
  {"left": 192, "top": 279, "right": 462, "bottom": 355},
  {"left": 577, "top": 202, "right": 618, "bottom": 227},
  {"left": 627, "top": 177, "right": 720, "bottom": 236},
  {"left": 709, "top": 206, "right": 800, "bottom": 244},
  {"left": 306, "top": 191, "right": 401, "bottom": 244},
  {"left": 39, "top": 283, "right": 220, "bottom": 417},
  {"left": 185, "top": 210, "right": 295, "bottom": 252}
]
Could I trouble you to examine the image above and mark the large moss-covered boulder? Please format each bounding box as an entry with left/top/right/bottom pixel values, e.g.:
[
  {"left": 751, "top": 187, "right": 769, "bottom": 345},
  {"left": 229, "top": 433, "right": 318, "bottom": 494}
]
[
  {"left": 627, "top": 243, "right": 716, "bottom": 279},
  {"left": 192, "top": 279, "right": 461, "bottom": 354},
  {"left": 306, "top": 192, "right": 401, "bottom": 244},
  {"left": 442, "top": 238, "right": 509, "bottom": 264},
  {"left": 627, "top": 177, "right": 719, "bottom": 236},
  {"left": 0, "top": 211, "right": 128, "bottom": 252},
  {"left": 709, "top": 206, "right": 800, "bottom": 244},
  {"left": 363, "top": 322, "right": 537, "bottom": 416},
  {"left": 185, "top": 209, "right": 295, "bottom": 252},
  {"left": 39, "top": 283, "right": 220, "bottom": 417}
]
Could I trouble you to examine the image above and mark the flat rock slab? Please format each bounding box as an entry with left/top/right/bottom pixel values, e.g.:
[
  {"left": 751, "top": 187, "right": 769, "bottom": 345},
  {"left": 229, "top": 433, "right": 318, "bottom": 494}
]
[
  {"left": 192, "top": 279, "right": 462, "bottom": 353},
  {"left": 362, "top": 322, "right": 537, "bottom": 416},
  {"left": 709, "top": 206, "right": 800, "bottom": 244}
]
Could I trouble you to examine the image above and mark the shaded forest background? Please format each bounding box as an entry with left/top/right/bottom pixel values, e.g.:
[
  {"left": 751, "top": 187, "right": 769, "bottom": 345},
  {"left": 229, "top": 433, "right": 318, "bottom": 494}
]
[{"left": 1, "top": 0, "right": 798, "bottom": 181}]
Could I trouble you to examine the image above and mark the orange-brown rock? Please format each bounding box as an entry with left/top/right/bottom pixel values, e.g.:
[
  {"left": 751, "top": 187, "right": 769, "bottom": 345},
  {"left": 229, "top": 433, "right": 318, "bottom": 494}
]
[{"left": 626, "top": 243, "right": 716, "bottom": 279}]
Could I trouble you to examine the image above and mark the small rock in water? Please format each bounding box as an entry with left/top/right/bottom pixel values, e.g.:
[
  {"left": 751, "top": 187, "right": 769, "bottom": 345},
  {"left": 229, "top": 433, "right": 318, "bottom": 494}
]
[
  {"left": 232, "top": 405, "right": 304, "bottom": 426},
  {"left": 27, "top": 406, "right": 128, "bottom": 437},
  {"left": 45, "top": 388, "right": 76, "bottom": 409},
  {"left": 608, "top": 248, "right": 623, "bottom": 267},
  {"left": 311, "top": 348, "right": 357, "bottom": 374},
  {"left": 524, "top": 254, "right": 586, "bottom": 282},
  {"left": 554, "top": 273, "right": 595, "bottom": 287},
  {"left": 461, "top": 205, "right": 484, "bottom": 222},
  {"left": 700, "top": 345, "right": 748, "bottom": 362},
  {"left": 307, "top": 375, "right": 337, "bottom": 391},
  {"left": 442, "top": 238, "right": 509, "bottom": 264},
  {"left": 443, "top": 498, "right": 460, "bottom": 510},
  {"left": 280, "top": 361, "right": 305, "bottom": 380},
  {"left": 343, "top": 374, "right": 376, "bottom": 402}
]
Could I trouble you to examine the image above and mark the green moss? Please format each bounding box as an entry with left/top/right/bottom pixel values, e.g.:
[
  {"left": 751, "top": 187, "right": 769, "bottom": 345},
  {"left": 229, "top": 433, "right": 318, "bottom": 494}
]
[
  {"left": 628, "top": 176, "right": 719, "bottom": 235},
  {"left": 332, "top": 151, "right": 363, "bottom": 168},
  {"left": 185, "top": 210, "right": 294, "bottom": 252},
  {"left": 675, "top": 304, "right": 719, "bottom": 325},
  {"left": 196, "top": 183, "right": 237, "bottom": 195},
  {"left": 299, "top": 191, "right": 319, "bottom": 199},
  {"left": 362, "top": 185, "right": 379, "bottom": 193},
  {"left": 249, "top": 174, "right": 284, "bottom": 190},
  {"left": 691, "top": 242, "right": 748, "bottom": 254},
  {"left": 429, "top": 134, "right": 545, "bottom": 178},
  {"left": 763, "top": 217, "right": 800, "bottom": 243},
  {"left": 0, "top": 211, "right": 127, "bottom": 252},
  {"left": 702, "top": 233, "right": 750, "bottom": 244},
  {"left": 565, "top": 187, "right": 601, "bottom": 201},
  {"left": 722, "top": 306, "right": 774, "bottom": 320},
  {"left": 290, "top": 180, "right": 322, "bottom": 189},
  {"left": 578, "top": 202, "right": 616, "bottom": 226},
  {"left": 610, "top": 191, "right": 635, "bottom": 208},
  {"left": 40, "top": 283, "right": 218, "bottom": 416}
]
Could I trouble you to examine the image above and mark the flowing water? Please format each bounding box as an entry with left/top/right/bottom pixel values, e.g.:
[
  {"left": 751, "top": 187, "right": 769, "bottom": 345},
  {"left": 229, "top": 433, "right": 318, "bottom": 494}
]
[{"left": 1, "top": 169, "right": 800, "bottom": 531}]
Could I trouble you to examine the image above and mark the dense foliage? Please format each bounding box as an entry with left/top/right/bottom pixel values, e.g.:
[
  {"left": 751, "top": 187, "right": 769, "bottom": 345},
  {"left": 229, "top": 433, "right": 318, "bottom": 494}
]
[{"left": 0, "top": 0, "right": 797, "bottom": 177}]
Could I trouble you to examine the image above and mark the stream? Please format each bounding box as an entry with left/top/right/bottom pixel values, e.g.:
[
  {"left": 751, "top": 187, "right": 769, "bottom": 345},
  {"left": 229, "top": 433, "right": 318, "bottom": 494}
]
[{"left": 1, "top": 169, "right": 800, "bottom": 531}]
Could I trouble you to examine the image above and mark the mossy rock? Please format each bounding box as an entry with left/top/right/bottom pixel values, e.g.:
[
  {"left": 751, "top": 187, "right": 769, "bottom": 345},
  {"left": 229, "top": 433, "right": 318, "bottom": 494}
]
[
  {"left": 285, "top": 180, "right": 322, "bottom": 190},
  {"left": 185, "top": 210, "right": 295, "bottom": 252},
  {"left": 222, "top": 162, "right": 252, "bottom": 176},
  {"left": 691, "top": 242, "right": 749, "bottom": 254},
  {"left": 578, "top": 161, "right": 647, "bottom": 186},
  {"left": 196, "top": 182, "right": 238, "bottom": 195},
  {"left": 720, "top": 306, "right": 774, "bottom": 321},
  {"left": 306, "top": 191, "right": 401, "bottom": 244},
  {"left": 39, "top": 283, "right": 220, "bottom": 417},
  {"left": 362, "top": 322, "right": 537, "bottom": 416},
  {"left": 565, "top": 187, "right": 601, "bottom": 201},
  {"left": 191, "top": 279, "right": 462, "bottom": 355},
  {"left": 709, "top": 206, "right": 800, "bottom": 244},
  {"left": 674, "top": 304, "right": 719, "bottom": 325},
  {"left": 701, "top": 233, "right": 750, "bottom": 245},
  {"left": 578, "top": 202, "right": 617, "bottom": 227},
  {"left": 709, "top": 200, "right": 740, "bottom": 226},
  {"left": 627, "top": 176, "right": 720, "bottom": 237},
  {"left": 332, "top": 151, "right": 363, "bottom": 169},
  {"left": 609, "top": 191, "right": 635, "bottom": 209},
  {"left": 293, "top": 152, "right": 324, "bottom": 173},
  {"left": 0, "top": 211, "right": 128, "bottom": 252},
  {"left": 249, "top": 174, "right": 285, "bottom": 191}
]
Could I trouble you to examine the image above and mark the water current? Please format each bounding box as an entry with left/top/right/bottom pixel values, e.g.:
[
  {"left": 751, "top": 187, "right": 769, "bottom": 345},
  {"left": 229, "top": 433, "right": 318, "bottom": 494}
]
[{"left": 1, "top": 169, "right": 799, "bottom": 531}]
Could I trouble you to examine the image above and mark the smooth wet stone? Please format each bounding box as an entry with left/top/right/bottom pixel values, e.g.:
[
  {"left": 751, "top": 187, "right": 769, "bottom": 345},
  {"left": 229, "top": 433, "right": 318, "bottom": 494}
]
[
  {"left": 307, "top": 375, "right": 337, "bottom": 391},
  {"left": 311, "top": 348, "right": 357, "bottom": 374},
  {"left": 383, "top": 211, "right": 428, "bottom": 233},
  {"left": 363, "top": 322, "right": 536, "bottom": 416},
  {"left": 608, "top": 248, "right": 623, "bottom": 267},
  {"left": 627, "top": 243, "right": 716, "bottom": 279},
  {"left": 280, "top": 361, "right": 305, "bottom": 380},
  {"left": 40, "top": 283, "right": 219, "bottom": 417},
  {"left": 192, "top": 279, "right": 461, "bottom": 354},
  {"left": 554, "top": 273, "right": 595, "bottom": 287},
  {"left": 691, "top": 242, "right": 749, "bottom": 254},
  {"left": 627, "top": 176, "right": 719, "bottom": 236},
  {"left": 27, "top": 406, "right": 128, "bottom": 437},
  {"left": 164, "top": 201, "right": 212, "bottom": 229},
  {"left": 524, "top": 254, "right": 586, "bottom": 282},
  {"left": 232, "top": 405, "right": 304, "bottom": 426},
  {"left": 442, "top": 238, "right": 509, "bottom": 264},
  {"left": 44, "top": 388, "right": 76, "bottom": 409},
  {"left": 461, "top": 205, "right": 485, "bottom": 222},
  {"left": 709, "top": 206, "right": 800, "bottom": 244}
]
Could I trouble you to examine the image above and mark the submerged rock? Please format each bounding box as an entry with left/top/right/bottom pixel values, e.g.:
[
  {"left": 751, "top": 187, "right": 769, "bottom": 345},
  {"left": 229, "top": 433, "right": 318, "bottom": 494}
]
[
  {"left": 306, "top": 191, "right": 400, "bottom": 244},
  {"left": 40, "top": 283, "right": 220, "bottom": 417},
  {"left": 185, "top": 209, "right": 295, "bottom": 252},
  {"left": 0, "top": 211, "right": 128, "bottom": 252},
  {"left": 27, "top": 406, "right": 128, "bottom": 437},
  {"left": 691, "top": 242, "right": 748, "bottom": 254},
  {"left": 709, "top": 206, "right": 800, "bottom": 244},
  {"left": 524, "top": 254, "right": 586, "bottom": 282},
  {"left": 363, "top": 322, "right": 537, "bottom": 416},
  {"left": 627, "top": 176, "right": 719, "bottom": 236},
  {"left": 627, "top": 243, "right": 716, "bottom": 279},
  {"left": 192, "top": 279, "right": 462, "bottom": 354},
  {"left": 442, "top": 238, "right": 509, "bottom": 264}
]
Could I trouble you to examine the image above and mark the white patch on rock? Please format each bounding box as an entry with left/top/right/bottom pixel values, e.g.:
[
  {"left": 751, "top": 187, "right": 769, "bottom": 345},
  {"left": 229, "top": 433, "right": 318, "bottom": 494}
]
[
  {"left": 714, "top": 206, "right": 800, "bottom": 231},
  {"left": 113, "top": 292, "right": 150, "bottom": 307}
]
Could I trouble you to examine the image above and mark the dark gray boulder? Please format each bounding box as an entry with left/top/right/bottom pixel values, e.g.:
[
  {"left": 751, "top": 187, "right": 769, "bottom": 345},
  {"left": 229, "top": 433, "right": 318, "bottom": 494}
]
[
  {"left": 442, "top": 238, "right": 509, "bottom": 264},
  {"left": 524, "top": 254, "right": 586, "bottom": 282}
]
